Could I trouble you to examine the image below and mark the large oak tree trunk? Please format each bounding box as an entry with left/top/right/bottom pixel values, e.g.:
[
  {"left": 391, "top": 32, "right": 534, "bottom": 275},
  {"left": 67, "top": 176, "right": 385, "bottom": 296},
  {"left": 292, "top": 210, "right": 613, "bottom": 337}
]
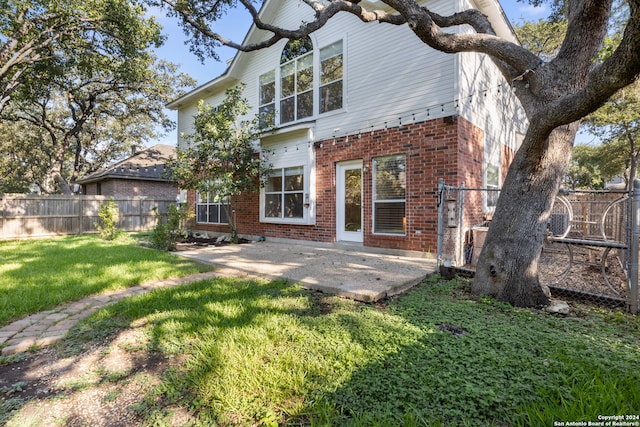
[{"left": 472, "top": 122, "right": 580, "bottom": 307}]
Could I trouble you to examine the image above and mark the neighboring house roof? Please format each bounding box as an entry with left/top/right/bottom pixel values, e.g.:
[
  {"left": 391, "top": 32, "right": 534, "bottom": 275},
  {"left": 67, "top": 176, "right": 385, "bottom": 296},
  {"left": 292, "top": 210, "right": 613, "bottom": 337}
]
[{"left": 76, "top": 144, "right": 176, "bottom": 185}]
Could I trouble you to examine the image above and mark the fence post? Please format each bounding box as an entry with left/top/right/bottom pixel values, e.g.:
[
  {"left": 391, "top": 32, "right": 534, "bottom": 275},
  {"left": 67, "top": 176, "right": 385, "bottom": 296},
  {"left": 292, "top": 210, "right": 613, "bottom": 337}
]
[
  {"left": 77, "top": 196, "right": 83, "bottom": 235},
  {"left": 437, "top": 178, "right": 444, "bottom": 270},
  {"left": 457, "top": 181, "right": 465, "bottom": 266},
  {"left": 629, "top": 179, "right": 640, "bottom": 314}
]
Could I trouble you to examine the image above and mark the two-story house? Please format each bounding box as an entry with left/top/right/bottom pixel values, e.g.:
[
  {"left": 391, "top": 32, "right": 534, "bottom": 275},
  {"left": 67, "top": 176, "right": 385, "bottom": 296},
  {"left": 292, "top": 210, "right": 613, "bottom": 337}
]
[{"left": 167, "top": 0, "right": 526, "bottom": 255}]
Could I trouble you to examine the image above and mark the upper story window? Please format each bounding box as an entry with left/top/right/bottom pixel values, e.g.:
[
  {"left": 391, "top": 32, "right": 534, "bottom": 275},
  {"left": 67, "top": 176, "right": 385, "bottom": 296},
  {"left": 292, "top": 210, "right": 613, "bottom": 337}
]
[
  {"left": 259, "top": 37, "right": 343, "bottom": 126},
  {"left": 280, "top": 37, "right": 313, "bottom": 63},
  {"left": 320, "top": 40, "right": 343, "bottom": 113},
  {"left": 259, "top": 70, "right": 275, "bottom": 127},
  {"left": 280, "top": 37, "right": 314, "bottom": 124}
]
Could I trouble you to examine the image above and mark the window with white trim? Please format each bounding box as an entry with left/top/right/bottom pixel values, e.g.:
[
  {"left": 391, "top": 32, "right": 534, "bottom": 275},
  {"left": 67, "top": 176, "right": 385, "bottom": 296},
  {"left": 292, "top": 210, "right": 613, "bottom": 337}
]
[
  {"left": 320, "top": 40, "right": 343, "bottom": 113},
  {"left": 373, "top": 155, "right": 406, "bottom": 235},
  {"left": 485, "top": 164, "right": 500, "bottom": 208},
  {"left": 484, "top": 135, "right": 502, "bottom": 211},
  {"left": 264, "top": 166, "right": 305, "bottom": 219},
  {"left": 259, "top": 38, "right": 344, "bottom": 126},
  {"left": 280, "top": 38, "right": 314, "bottom": 124},
  {"left": 259, "top": 70, "right": 275, "bottom": 127},
  {"left": 196, "top": 192, "right": 228, "bottom": 224}
]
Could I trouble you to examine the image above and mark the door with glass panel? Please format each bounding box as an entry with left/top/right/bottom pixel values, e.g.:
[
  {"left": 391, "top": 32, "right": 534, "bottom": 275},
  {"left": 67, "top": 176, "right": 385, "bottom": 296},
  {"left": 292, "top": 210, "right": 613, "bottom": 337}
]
[{"left": 336, "top": 161, "right": 363, "bottom": 242}]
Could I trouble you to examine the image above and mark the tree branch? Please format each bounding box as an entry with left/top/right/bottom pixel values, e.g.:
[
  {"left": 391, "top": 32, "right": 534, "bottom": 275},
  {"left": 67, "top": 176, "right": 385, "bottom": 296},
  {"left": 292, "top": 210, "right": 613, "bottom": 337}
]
[{"left": 533, "top": 0, "right": 640, "bottom": 133}]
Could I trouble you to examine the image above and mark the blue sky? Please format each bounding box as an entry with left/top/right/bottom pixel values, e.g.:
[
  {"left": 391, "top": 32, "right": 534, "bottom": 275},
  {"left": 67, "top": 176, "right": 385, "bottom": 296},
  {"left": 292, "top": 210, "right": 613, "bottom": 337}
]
[{"left": 151, "top": 1, "right": 555, "bottom": 146}]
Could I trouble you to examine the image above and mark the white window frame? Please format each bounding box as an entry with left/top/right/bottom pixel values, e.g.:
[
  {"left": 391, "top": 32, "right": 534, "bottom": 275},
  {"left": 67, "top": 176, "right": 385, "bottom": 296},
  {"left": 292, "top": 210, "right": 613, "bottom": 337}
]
[
  {"left": 280, "top": 50, "right": 314, "bottom": 124},
  {"left": 258, "top": 70, "right": 276, "bottom": 127},
  {"left": 483, "top": 135, "right": 501, "bottom": 212},
  {"left": 260, "top": 164, "right": 311, "bottom": 224},
  {"left": 196, "top": 191, "right": 229, "bottom": 225},
  {"left": 372, "top": 155, "right": 407, "bottom": 236},
  {"left": 319, "top": 39, "right": 344, "bottom": 114},
  {"left": 259, "top": 38, "right": 345, "bottom": 126},
  {"left": 263, "top": 165, "right": 305, "bottom": 220}
]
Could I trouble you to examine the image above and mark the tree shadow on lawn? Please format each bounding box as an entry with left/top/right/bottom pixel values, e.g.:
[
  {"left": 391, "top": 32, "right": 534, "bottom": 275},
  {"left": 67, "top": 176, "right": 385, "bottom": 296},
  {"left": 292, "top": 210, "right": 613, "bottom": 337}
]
[
  {"left": 295, "top": 282, "right": 640, "bottom": 426},
  {"left": 71, "top": 278, "right": 640, "bottom": 425},
  {"left": 3, "top": 276, "right": 638, "bottom": 426},
  {"left": 0, "top": 235, "right": 206, "bottom": 325}
]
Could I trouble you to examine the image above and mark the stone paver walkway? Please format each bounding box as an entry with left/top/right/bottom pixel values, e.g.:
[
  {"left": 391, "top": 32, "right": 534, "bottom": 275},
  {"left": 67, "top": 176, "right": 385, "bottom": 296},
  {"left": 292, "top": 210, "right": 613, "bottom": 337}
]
[{"left": 0, "top": 271, "right": 223, "bottom": 356}]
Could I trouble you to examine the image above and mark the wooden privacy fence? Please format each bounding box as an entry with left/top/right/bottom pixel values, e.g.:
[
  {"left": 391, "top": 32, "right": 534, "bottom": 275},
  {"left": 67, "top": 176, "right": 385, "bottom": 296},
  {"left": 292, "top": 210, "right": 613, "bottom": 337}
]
[{"left": 0, "top": 194, "right": 176, "bottom": 240}]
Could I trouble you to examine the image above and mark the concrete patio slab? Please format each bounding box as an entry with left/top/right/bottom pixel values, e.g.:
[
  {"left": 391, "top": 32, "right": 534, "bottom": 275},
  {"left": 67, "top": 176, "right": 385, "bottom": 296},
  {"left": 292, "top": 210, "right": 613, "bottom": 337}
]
[{"left": 176, "top": 240, "right": 437, "bottom": 302}]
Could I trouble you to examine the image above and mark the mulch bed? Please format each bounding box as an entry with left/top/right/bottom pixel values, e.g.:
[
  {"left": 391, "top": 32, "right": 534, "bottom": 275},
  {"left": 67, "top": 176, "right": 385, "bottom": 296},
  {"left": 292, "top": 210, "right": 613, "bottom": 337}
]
[{"left": 176, "top": 236, "right": 252, "bottom": 248}]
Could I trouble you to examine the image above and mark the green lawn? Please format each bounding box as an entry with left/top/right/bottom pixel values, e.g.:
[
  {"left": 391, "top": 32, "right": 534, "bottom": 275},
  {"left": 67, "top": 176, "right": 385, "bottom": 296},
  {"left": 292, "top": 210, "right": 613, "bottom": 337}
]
[
  {"left": 0, "top": 234, "right": 211, "bottom": 326},
  {"left": 57, "top": 275, "right": 640, "bottom": 426}
]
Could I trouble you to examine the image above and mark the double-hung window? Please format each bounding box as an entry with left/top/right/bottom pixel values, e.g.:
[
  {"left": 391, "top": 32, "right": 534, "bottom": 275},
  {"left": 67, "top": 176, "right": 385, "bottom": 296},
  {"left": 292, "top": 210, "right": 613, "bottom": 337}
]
[
  {"left": 320, "top": 40, "right": 343, "bottom": 113},
  {"left": 259, "top": 70, "right": 276, "bottom": 127},
  {"left": 484, "top": 136, "right": 502, "bottom": 211},
  {"left": 196, "top": 192, "right": 228, "bottom": 224},
  {"left": 264, "top": 166, "right": 305, "bottom": 219},
  {"left": 485, "top": 164, "right": 500, "bottom": 209},
  {"left": 373, "top": 155, "right": 406, "bottom": 234}
]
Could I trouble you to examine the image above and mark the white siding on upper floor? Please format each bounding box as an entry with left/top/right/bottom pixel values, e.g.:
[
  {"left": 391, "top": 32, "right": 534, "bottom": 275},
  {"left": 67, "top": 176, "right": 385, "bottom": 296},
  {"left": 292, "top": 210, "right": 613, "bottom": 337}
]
[
  {"left": 320, "top": 4, "right": 457, "bottom": 141},
  {"left": 456, "top": 0, "right": 528, "bottom": 147},
  {"left": 177, "top": 0, "right": 464, "bottom": 144},
  {"left": 176, "top": 84, "right": 237, "bottom": 149}
]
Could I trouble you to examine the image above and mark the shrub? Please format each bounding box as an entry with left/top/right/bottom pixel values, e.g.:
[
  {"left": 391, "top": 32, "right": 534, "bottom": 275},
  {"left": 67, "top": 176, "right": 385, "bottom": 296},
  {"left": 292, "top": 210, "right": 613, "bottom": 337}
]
[
  {"left": 150, "top": 204, "right": 192, "bottom": 251},
  {"left": 95, "top": 198, "right": 120, "bottom": 240}
]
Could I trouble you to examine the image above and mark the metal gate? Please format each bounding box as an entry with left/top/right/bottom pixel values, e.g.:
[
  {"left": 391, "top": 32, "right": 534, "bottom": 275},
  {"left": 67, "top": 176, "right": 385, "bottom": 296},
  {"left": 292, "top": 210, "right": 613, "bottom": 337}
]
[{"left": 437, "top": 178, "right": 640, "bottom": 314}]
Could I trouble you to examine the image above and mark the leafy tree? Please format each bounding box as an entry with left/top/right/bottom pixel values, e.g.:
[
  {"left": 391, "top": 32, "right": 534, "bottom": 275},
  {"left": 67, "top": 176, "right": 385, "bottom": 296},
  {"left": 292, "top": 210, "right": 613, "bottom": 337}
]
[
  {"left": 0, "top": 0, "right": 162, "bottom": 113},
  {"left": 155, "top": 0, "right": 640, "bottom": 307},
  {"left": 515, "top": 19, "right": 568, "bottom": 61},
  {"left": 583, "top": 81, "right": 640, "bottom": 189},
  {"left": 0, "top": 118, "right": 46, "bottom": 193},
  {"left": 167, "top": 85, "right": 270, "bottom": 242},
  {"left": 0, "top": 0, "right": 196, "bottom": 194},
  {"left": 516, "top": 2, "right": 637, "bottom": 191},
  {"left": 95, "top": 198, "right": 120, "bottom": 240},
  {"left": 150, "top": 204, "right": 193, "bottom": 251},
  {"left": 565, "top": 144, "right": 604, "bottom": 189},
  {"left": 0, "top": 59, "right": 194, "bottom": 194}
]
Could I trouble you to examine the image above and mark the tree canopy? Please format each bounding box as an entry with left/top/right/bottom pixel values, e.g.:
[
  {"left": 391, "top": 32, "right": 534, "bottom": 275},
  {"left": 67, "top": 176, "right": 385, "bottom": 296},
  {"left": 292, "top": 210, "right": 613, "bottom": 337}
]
[
  {"left": 0, "top": 0, "right": 196, "bottom": 193},
  {"left": 583, "top": 80, "right": 640, "bottom": 189},
  {"left": 1, "top": 0, "right": 163, "bottom": 112},
  {"left": 516, "top": 2, "right": 637, "bottom": 190}
]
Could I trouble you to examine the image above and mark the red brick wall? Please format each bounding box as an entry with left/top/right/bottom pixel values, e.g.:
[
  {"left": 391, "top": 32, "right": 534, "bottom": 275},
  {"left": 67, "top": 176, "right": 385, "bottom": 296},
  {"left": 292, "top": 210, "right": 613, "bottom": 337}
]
[
  {"left": 190, "top": 116, "right": 486, "bottom": 253},
  {"left": 457, "top": 118, "right": 487, "bottom": 227},
  {"left": 83, "top": 179, "right": 177, "bottom": 198}
]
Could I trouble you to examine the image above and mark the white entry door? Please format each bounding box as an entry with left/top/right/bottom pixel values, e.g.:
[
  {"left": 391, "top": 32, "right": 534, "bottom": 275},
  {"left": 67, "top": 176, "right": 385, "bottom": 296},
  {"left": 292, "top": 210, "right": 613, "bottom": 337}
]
[{"left": 336, "top": 160, "right": 363, "bottom": 242}]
